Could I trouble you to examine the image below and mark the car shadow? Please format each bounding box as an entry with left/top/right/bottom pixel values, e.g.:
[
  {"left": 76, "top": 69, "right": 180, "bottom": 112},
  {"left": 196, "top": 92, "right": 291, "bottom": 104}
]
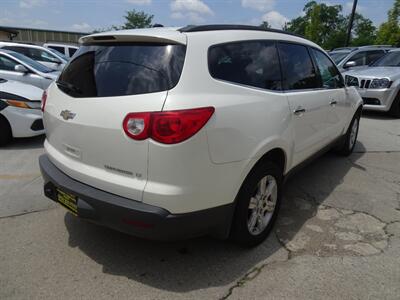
[
  {"left": 3, "top": 134, "right": 45, "bottom": 150},
  {"left": 361, "top": 110, "right": 397, "bottom": 120},
  {"left": 64, "top": 144, "right": 365, "bottom": 293}
]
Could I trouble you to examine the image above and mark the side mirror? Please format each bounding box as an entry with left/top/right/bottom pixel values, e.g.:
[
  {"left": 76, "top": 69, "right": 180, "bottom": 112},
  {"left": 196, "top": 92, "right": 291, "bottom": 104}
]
[
  {"left": 344, "top": 61, "right": 356, "bottom": 69},
  {"left": 14, "top": 64, "right": 28, "bottom": 73}
]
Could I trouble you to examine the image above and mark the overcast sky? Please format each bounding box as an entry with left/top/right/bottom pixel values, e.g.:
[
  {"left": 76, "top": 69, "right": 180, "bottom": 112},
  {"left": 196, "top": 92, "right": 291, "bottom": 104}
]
[{"left": 0, "top": 0, "right": 394, "bottom": 33}]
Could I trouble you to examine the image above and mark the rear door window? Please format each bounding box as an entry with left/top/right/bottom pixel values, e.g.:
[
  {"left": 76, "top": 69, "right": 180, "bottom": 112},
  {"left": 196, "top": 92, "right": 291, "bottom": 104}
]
[
  {"left": 277, "top": 43, "right": 319, "bottom": 90},
  {"left": 57, "top": 43, "right": 186, "bottom": 98},
  {"left": 208, "top": 40, "right": 282, "bottom": 91},
  {"left": 28, "top": 48, "right": 60, "bottom": 63},
  {"left": 366, "top": 50, "right": 385, "bottom": 65},
  {"left": 49, "top": 46, "right": 66, "bottom": 54},
  {"left": 68, "top": 48, "right": 77, "bottom": 57},
  {"left": 3, "top": 46, "right": 30, "bottom": 57}
]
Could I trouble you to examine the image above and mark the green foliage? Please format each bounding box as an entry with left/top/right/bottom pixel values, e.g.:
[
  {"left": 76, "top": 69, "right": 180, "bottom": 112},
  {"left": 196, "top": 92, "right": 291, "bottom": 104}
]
[
  {"left": 260, "top": 21, "right": 270, "bottom": 29},
  {"left": 92, "top": 9, "right": 154, "bottom": 33},
  {"left": 121, "top": 9, "right": 154, "bottom": 29},
  {"left": 376, "top": 0, "right": 400, "bottom": 46},
  {"left": 351, "top": 13, "right": 377, "bottom": 46},
  {"left": 285, "top": 1, "right": 380, "bottom": 49}
]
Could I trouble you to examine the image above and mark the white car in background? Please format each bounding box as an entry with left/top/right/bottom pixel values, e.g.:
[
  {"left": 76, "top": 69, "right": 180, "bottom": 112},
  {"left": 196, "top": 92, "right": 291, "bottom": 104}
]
[
  {"left": 0, "top": 78, "right": 44, "bottom": 145},
  {"left": 0, "top": 49, "right": 59, "bottom": 89},
  {"left": 0, "top": 42, "right": 67, "bottom": 71},
  {"left": 43, "top": 43, "right": 79, "bottom": 59}
]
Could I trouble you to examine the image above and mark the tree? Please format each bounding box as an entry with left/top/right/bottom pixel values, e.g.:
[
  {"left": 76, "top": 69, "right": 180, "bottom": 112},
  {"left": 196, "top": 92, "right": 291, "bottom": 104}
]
[
  {"left": 285, "top": 1, "right": 376, "bottom": 49},
  {"left": 260, "top": 21, "right": 270, "bottom": 29},
  {"left": 92, "top": 9, "right": 154, "bottom": 33},
  {"left": 121, "top": 9, "right": 154, "bottom": 29},
  {"left": 376, "top": 0, "right": 400, "bottom": 46},
  {"left": 350, "top": 13, "right": 377, "bottom": 46}
]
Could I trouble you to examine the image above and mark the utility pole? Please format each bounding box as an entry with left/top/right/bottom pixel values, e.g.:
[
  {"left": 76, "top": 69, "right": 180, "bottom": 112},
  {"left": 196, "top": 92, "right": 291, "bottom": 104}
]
[{"left": 345, "top": 0, "right": 358, "bottom": 46}]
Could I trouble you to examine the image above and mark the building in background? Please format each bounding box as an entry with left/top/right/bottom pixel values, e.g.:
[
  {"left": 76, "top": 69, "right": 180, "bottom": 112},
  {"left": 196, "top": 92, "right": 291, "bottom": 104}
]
[{"left": 0, "top": 26, "right": 87, "bottom": 45}]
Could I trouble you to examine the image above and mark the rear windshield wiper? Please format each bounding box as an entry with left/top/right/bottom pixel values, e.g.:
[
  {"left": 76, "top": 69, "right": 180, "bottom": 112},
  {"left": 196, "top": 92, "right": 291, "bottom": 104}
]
[{"left": 56, "top": 80, "right": 82, "bottom": 94}]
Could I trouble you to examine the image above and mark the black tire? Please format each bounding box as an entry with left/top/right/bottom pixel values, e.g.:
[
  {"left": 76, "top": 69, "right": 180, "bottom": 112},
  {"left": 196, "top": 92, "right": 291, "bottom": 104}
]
[
  {"left": 0, "top": 115, "right": 12, "bottom": 146},
  {"left": 337, "top": 111, "right": 360, "bottom": 156},
  {"left": 389, "top": 93, "right": 400, "bottom": 118},
  {"left": 230, "top": 160, "right": 282, "bottom": 247}
]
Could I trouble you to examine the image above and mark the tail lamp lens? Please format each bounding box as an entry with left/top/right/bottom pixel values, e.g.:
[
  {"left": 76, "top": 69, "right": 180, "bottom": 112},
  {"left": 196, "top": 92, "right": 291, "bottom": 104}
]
[
  {"left": 123, "top": 112, "right": 151, "bottom": 140},
  {"left": 41, "top": 90, "right": 47, "bottom": 112},
  {"left": 123, "top": 107, "right": 214, "bottom": 144}
]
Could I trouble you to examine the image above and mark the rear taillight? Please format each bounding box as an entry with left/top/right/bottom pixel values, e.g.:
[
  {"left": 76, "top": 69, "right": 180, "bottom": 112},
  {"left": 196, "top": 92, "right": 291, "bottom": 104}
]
[
  {"left": 123, "top": 107, "right": 214, "bottom": 144},
  {"left": 123, "top": 112, "right": 151, "bottom": 140},
  {"left": 41, "top": 90, "right": 47, "bottom": 112}
]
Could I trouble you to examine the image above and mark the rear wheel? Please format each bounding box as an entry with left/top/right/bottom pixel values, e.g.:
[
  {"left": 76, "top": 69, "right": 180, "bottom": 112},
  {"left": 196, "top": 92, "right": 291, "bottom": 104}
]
[
  {"left": 389, "top": 93, "right": 400, "bottom": 118},
  {"left": 230, "top": 160, "right": 282, "bottom": 247},
  {"left": 337, "top": 111, "right": 360, "bottom": 156},
  {"left": 0, "top": 115, "right": 12, "bottom": 146}
]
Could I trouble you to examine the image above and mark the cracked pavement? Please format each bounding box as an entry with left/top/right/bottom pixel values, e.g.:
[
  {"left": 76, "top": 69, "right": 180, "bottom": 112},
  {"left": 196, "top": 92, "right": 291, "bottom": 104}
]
[{"left": 1, "top": 112, "right": 399, "bottom": 299}]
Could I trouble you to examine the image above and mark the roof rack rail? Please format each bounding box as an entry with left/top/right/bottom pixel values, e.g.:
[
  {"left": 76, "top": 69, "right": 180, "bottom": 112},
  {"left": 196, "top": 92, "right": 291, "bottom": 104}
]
[
  {"left": 0, "top": 40, "right": 37, "bottom": 45},
  {"left": 178, "top": 24, "right": 305, "bottom": 39},
  {"left": 359, "top": 44, "right": 394, "bottom": 48},
  {"left": 333, "top": 45, "right": 395, "bottom": 51}
]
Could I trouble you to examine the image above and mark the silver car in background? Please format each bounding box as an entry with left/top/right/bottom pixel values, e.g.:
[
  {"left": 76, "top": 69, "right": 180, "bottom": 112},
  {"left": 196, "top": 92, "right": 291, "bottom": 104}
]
[
  {"left": 330, "top": 46, "right": 393, "bottom": 73},
  {"left": 345, "top": 49, "right": 400, "bottom": 117},
  {"left": 0, "top": 49, "right": 59, "bottom": 89}
]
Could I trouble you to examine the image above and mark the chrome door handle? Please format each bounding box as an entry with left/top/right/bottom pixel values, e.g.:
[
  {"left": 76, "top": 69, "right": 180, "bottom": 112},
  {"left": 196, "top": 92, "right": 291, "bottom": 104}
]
[
  {"left": 294, "top": 107, "right": 306, "bottom": 115},
  {"left": 330, "top": 100, "right": 337, "bottom": 106}
]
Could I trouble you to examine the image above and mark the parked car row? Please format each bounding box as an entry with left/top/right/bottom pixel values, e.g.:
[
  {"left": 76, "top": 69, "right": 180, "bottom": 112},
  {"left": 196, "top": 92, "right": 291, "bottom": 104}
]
[{"left": 0, "top": 41, "right": 78, "bottom": 145}]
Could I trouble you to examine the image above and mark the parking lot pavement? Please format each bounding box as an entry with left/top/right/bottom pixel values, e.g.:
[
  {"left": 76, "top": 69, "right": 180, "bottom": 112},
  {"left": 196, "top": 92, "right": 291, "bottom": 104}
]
[{"left": 0, "top": 112, "right": 399, "bottom": 300}]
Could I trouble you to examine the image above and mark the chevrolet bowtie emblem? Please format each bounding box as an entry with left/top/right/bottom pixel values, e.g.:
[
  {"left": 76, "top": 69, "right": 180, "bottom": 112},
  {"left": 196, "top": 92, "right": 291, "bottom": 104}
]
[{"left": 60, "top": 110, "right": 76, "bottom": 121}]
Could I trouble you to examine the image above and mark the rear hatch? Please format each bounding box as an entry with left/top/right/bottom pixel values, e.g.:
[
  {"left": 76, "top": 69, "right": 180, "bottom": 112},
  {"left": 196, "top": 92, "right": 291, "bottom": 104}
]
[{"left": 44, "top": 32, "right": 186, "bottom": 201}]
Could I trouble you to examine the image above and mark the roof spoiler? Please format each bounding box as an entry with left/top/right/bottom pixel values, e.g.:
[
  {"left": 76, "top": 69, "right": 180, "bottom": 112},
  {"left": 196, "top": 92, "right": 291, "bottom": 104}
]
[{"left": 79, "top": 29, "right": 186, "bottom": 45}]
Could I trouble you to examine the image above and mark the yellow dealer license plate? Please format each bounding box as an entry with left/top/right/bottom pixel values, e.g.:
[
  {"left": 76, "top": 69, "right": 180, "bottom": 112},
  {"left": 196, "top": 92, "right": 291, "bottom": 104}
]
[{"left": 57, "top": 188, "right": 78, "bottom": 216}]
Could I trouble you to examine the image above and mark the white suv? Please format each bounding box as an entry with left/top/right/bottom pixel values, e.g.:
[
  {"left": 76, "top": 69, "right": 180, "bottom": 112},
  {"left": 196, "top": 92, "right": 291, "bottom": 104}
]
[{"left": 39, "top": 25, "right": 362, "bottom": 246}]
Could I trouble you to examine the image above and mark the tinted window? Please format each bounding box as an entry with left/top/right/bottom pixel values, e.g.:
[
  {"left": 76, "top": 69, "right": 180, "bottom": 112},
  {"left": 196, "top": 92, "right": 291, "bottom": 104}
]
[
  {"left": 372, "top": 51, "right": 400, "bottom": 66},
  {"left": 209, "top": 41, "right": 282, "bottom": 90},
  {"left": 366, "top": 50, "right": 385, "bottom": 65},
  {"left": 28, "top": 48, "right": 60, "bottom": 63},
  {"left": 0, "top": 55, "right": 19, "bottom": 71},
  {"left": 58, "top": 43, "right": 186, "bottom": 98},
  {"left": 49, "top": 46, "right": 65, "bottom": 54},
  {"left": 48, "top": 48, "right": 69, "bottom": 61},
  {"left": 278, "top": 43, "right": 319, "bottom": 90},
  {"left": 348, "top": 51, "right": 366, "bottom": 66},
  {"left": 4, "top": 46, "right": 59, "bottom": 63},
  {"left": 8, "top": 52, "right": 53, "bottom": 73},
  {"left": 3, "top": 46, "right": 29, "bottom": 56},
  {"left": 68, "top": 48, "right": 77, "bottom": 56},
  {"left": 311, "top": 49, "right": 344, "bottom": 89},
  {"left": 329, "top": 51, "right": 350, "bottom": 64}
]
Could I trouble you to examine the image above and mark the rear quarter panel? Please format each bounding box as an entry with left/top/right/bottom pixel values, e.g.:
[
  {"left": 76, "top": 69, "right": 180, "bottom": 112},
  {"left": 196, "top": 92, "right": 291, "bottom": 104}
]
[{"left": 163, "top": 31, "right": 294, "bottom": 171}]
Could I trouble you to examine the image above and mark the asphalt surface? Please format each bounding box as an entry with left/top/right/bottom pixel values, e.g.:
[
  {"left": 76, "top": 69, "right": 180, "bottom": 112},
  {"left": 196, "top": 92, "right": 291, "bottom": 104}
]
[{"left": 1, "top": 111, "right": 399, "bottom": 299}]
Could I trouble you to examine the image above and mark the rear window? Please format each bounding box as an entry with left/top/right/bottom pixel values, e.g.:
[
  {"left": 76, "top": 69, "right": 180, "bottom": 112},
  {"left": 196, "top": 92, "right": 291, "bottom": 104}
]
[
  {"left": 57, "top": 43, "right": 186, "bottom": 98},
  {"left": 68, "top": 48, "right": 77, "bottom": 57},
  {"left": 208, "top": 41, "right": 282, "bottom": 91}
]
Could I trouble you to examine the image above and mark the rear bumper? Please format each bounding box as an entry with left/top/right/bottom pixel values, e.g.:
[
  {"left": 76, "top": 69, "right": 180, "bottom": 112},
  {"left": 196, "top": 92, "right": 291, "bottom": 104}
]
[{"left": 39, "top": 154, "right": 234, "bottom": 240}]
